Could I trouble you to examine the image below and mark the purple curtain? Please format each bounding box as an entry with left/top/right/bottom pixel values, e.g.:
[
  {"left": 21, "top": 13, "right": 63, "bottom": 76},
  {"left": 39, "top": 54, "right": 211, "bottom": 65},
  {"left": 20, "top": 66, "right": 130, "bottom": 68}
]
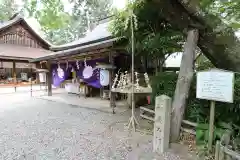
[{"left": 52, "top": 58, "right": 107, "bottom": 88}]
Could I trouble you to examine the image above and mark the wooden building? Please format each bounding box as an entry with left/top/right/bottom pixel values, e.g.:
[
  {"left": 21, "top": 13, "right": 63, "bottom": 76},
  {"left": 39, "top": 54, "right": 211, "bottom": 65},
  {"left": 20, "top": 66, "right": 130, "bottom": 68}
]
[
  {"left": 30, "top": 18, "right": 129, "bottom": 112},
  {"left": 0, "top": 14, "right": 53, "bottom": 87}
]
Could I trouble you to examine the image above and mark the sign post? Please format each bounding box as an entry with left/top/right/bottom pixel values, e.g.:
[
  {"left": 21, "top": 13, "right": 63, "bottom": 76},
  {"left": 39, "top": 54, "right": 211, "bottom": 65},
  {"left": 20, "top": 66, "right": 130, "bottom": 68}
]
[
  {"left": 196, "top": 69, "right": 234, "bottom": 152},
  {"left": 209, "top": 100, "right": 215, "bottom": 150}
]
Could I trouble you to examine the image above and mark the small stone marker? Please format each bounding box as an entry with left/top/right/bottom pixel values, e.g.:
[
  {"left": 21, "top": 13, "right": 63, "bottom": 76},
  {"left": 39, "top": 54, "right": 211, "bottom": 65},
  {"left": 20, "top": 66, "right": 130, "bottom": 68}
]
[{"left": 153, "top": 95, "right": 172, "bottom": 154}]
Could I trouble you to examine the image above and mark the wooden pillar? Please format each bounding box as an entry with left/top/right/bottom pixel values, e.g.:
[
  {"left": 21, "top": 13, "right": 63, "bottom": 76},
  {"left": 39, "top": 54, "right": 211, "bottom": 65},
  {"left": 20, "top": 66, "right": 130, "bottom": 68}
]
[
  {"left": 36, "top": 65, "right": 40, "bottom": 84},
  {"left": 30, "top": 66, "right": 33, "bottom": 97},
  {"left": 47, "top": 61, "right": 52, "bottom": 96},
  {"left": 13, "top": 61, "right": 17, "bottom": 92},
  {"left": 109, "top": 51, "right": 116, "bottom": 114}
]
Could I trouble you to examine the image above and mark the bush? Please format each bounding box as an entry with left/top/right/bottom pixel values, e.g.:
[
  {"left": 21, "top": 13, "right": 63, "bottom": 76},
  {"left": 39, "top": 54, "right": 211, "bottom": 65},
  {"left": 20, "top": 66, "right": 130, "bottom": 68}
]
[
  {"left": 151, "top": 72, "right": 240, "bottom": 125},
  {"left": 150, "top": 72, "right": 178, "bottom": 105}
]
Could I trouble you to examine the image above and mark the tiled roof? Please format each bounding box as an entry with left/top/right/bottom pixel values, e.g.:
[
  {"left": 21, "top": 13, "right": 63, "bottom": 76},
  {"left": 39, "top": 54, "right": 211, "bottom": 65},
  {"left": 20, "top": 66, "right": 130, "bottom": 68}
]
[
  {"left": 51, "top": 21, "right": 113, "bottom": 51},
  {"left": 30, "top": 38, "right": 118, "bottom": 62}
]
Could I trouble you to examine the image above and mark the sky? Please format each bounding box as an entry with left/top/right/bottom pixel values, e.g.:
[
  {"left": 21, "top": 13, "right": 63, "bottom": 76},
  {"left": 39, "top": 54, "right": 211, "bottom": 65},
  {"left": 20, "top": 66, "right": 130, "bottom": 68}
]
[{"left": 113, "top": 0, "right": 127, "bottom": 9}]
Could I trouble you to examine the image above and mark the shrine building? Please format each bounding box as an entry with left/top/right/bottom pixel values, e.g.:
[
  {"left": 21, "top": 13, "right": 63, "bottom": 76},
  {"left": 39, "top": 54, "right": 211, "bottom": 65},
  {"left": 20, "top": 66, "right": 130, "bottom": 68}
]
[
  {"left": 0, "top": 14, "right": 53, "bottom": 87},
  {"left": 30, "top": 17, "right": 130, "bottom": 103}
]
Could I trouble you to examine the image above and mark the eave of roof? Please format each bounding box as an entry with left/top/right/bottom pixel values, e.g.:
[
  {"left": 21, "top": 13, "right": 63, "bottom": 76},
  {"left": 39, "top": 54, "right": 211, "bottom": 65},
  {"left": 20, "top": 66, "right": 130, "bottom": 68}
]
[
  {"left": 0, "top": 16, "right": 52, "bottom": 49},
  {"left": 51, "top": 36, "right": 114, "bottom": 51},
  {"left": 0, "top": 44, "right": 54, "bottom": 60},
  {"left": 30, "top": 38, "right": 118, "bottom": 63},
  {"left": 50, "top": 21, "right": 113, "bottom": 51}
]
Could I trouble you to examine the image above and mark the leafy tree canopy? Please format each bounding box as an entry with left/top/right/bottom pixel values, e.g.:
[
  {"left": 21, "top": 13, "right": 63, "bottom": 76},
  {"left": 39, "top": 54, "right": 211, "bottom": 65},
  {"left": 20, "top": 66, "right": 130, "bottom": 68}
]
[
  {"left": 109, "top": 0, "right": 184, "bottom": 68},
  {"left": 0, "top": 0, "right": 113, "bottom": 45}
]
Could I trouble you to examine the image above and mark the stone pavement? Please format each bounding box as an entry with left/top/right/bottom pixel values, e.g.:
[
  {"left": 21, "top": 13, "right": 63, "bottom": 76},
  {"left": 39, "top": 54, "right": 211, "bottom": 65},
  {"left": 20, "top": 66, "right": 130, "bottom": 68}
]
[
  {"left": 37, "top": 91, "right": 129, "bottom": 114},
  {"left": 0, "top": 85, "right": 53, "bottom": 94},
  {"left": 0, "top": 93, "right": 196, "bottom": 160}
]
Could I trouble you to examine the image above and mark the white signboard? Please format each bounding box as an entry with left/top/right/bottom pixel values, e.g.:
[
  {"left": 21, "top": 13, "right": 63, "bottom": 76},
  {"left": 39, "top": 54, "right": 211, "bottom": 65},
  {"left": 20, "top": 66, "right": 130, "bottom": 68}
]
[
  {"left": 20, "top": 72, "right": 28, "bottom": 81},
  {"left": 196, "top": 69, "right": 234, "bottom": 103}
]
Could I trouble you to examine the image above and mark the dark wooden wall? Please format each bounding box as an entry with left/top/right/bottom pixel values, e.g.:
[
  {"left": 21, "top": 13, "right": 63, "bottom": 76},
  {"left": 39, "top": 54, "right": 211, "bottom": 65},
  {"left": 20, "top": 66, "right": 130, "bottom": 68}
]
[{"left": 0, "top": 23, "right": 47, "bottom": 49}]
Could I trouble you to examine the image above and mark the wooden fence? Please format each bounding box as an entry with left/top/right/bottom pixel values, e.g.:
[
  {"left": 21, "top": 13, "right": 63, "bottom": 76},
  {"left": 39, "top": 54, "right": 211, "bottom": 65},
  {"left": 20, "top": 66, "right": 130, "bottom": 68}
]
[
  {"left": 140, "top": 105, "right": 197, "bottom": 134},
  {"left": 140, "top": 105, "right": 240, "bottom": 160},
  {"left": 215, "top": 141, "right": 240, "bottom": 160}
]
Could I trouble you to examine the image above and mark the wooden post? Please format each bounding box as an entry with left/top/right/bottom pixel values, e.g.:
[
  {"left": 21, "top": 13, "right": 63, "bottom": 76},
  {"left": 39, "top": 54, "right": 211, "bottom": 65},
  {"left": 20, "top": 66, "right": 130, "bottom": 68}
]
[
  {"left": 219, "top": 145, "right": 225, "bottom": 160},
  {"left": 215, "top": 141, "right": 220, "bottom": 160},
  {"left": 208, "top": 101, "right": 216, "bottom": 151},
  {"left": 47, "top": 61, "right": 52, "bottom": 96},
  {"left": 13, "top": 61, "right": 16, "bottom": 92},
  {"left": 84, "top": 84, "right": 87, "bottom": 98},
  {"left": 109, "top": 51, "right": 115, "bottom": 114},
  {"left": 30, "top": 66, "right": 33, "bottom": 97}
]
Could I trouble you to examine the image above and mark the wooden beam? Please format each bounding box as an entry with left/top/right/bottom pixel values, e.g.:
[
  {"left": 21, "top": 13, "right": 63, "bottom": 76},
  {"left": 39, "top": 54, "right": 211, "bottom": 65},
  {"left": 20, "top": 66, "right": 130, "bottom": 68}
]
[
  {"left": 0, "top": 56, "right": 32, "bottom": 61},
  {"left": 51, "top": 49, "right": 117, "bottom": 62},
  {"left": 13, "top": 61, "right": 16, "bottom": 92},
  {"left": 47, "top": 60, "right": 52, "bottom": 96},
  {"left": 109, "top": 51, "right": 116, "bottom": 114}
]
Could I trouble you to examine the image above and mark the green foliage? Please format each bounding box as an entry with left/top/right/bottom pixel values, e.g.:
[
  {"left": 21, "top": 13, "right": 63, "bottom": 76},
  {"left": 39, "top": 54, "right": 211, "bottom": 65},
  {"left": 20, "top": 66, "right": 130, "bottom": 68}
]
[
  {"left": 195, "top": 54, "right": 215, "bottom": 71},
  {"left": 0, "top": 0, "right": 18, "bottom": 20},
  {"left": 151, "top": 72, "right": 240, "bottom": 125},
  {"left": 0, "top": 0, "right": 112, "bottom": 45},
  {"left": 28, "top": 0, "right": 72, "bottom": 44},
  {"left": 151, "top": 70, "right": 240, "bottom": 155},
  {"left": 67, "top": 0, "right": 112, "bottom": 41},
  {"left": 150, "top": 72, "right": 178, "bottom": 104},
  {"left": 109, "top": 0, "right": 183, "bottom": 63},
  {"left": 196, "top": 123, "right": 227, "bottom": 145},
  {"left": 200, "top": 0, "right": 240, "bottom": 30}
]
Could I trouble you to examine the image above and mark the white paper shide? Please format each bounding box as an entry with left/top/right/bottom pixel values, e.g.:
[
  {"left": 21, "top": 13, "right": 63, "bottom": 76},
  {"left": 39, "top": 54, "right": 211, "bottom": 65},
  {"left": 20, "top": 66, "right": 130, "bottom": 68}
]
[{"left": 196, "top": 69, "right": 234, "bottom": 103}]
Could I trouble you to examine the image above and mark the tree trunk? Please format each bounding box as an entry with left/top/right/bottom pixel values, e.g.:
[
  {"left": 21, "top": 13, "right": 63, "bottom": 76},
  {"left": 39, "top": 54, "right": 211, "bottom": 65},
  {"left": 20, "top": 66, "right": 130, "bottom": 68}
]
[
  {"left": 153, "top": 0, "right": 240, "bottom": 71},
  {"left": 155, "top": 59, "right": 158, "bottom": 75},
  {"left": 170, "top": 29, "right": 199, "bottom": 142}
]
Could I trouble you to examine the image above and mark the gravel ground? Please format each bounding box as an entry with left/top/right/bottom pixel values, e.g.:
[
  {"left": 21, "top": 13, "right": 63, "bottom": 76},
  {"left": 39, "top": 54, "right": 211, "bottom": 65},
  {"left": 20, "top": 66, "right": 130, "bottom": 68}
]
[{"left": 0, "top": 94, "right": 194, "bottom": 160}]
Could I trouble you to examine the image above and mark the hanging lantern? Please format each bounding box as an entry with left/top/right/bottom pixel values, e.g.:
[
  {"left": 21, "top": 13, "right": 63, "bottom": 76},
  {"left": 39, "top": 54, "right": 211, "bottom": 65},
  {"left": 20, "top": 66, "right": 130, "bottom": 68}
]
[
  {"left": 39, "top": 72, "right": 46, "bottom": 82},
  {"left": 100, "top": 69, "right": 110, "bottom": 86}
]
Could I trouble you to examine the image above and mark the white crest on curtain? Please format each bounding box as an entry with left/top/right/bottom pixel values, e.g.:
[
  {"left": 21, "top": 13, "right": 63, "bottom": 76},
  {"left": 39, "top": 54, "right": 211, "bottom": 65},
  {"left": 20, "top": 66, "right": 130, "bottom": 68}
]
[
  {"left": 100, "top": 69, "right": 110, "bottom": 86},
  {"left": 83, "top": 58, "right": 94, "bottom": 79}
]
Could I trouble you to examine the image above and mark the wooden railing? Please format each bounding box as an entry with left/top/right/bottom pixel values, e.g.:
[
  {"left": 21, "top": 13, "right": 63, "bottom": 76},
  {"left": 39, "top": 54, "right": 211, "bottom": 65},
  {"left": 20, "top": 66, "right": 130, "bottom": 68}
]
[
  {"left": 140, "top": 105, "right": 197, "bottom": 134},
  {"left": 215, "top": 141, "right": 240, "bottom": 160}
]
